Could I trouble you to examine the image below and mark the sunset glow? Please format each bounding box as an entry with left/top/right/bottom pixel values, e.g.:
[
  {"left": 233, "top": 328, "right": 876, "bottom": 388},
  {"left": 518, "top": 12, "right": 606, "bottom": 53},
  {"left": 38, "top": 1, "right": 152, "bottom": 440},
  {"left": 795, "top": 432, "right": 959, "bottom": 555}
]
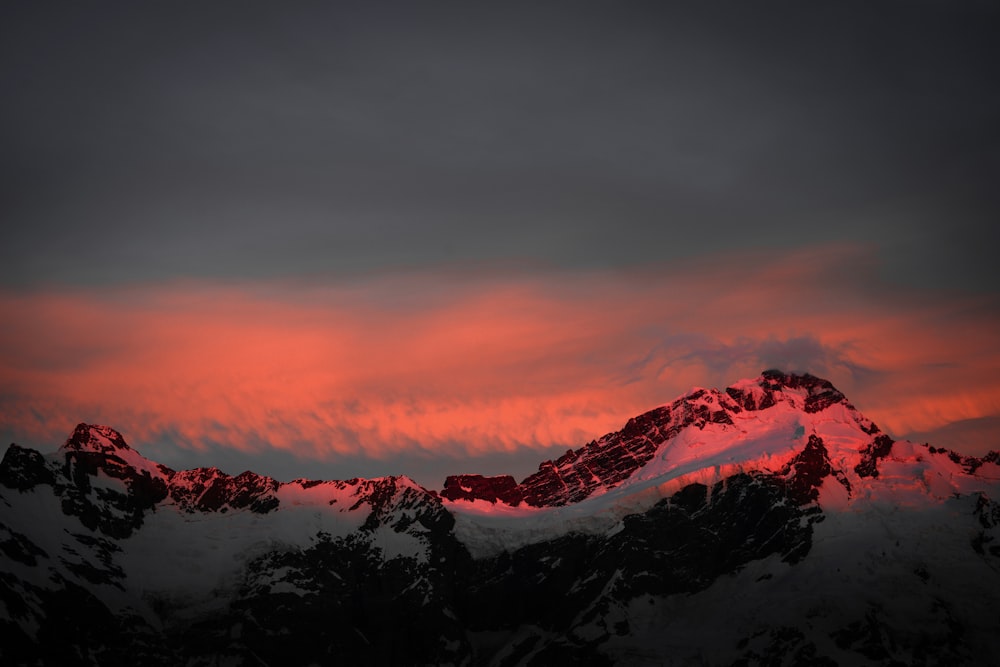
[{"left": 3, "top": 245, "right": 998, "bottom": 476}]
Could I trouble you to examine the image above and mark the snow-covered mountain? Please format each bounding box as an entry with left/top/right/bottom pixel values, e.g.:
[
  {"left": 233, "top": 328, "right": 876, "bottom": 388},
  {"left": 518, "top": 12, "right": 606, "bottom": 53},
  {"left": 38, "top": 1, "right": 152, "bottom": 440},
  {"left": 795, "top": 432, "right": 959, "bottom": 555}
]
[{"left": 2, "top": 371, "right": 999, "bottom": 666}]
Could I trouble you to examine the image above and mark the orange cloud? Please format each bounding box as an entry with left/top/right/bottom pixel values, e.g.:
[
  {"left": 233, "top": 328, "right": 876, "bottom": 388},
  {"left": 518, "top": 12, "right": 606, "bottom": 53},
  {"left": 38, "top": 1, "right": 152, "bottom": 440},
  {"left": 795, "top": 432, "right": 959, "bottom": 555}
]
[{"left": 2, "top": 244, "right": 999, "bottom": 468}]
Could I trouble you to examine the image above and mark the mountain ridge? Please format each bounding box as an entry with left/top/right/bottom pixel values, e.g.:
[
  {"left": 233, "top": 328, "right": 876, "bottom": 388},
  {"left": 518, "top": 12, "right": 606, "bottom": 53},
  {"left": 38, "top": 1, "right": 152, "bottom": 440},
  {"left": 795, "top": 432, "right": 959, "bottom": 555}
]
[
  {"left": 5, "top": 370, "right": 999, "bottom": 545},
  {"left": 17, "top": 370, "right": 995, "bottom": 514},
  {"left": 3, "top": 371, "right": 1000, "bottom": 666},
  {"left": 442, "top": 370, "right": 884, "bottom": 508}
]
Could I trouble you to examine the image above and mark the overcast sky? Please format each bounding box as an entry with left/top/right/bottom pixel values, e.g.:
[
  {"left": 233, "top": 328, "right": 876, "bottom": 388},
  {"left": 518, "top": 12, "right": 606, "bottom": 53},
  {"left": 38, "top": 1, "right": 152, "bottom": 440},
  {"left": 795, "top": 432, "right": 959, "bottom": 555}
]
[{"left": 2, "top": 2, "right": 999, "bottom": 487}]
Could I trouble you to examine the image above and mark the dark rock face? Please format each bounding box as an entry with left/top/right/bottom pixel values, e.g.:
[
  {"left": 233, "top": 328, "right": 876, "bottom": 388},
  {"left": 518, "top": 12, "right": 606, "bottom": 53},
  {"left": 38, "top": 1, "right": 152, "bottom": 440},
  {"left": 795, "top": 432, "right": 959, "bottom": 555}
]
[
  {"left": 726, "top": 384, "right": 776, "bottom": 411},
  {"left": 0, "top": 525, "right": 47, "bottom": 566},
  {"left": 0, "top": 575, "right": 167, "bottom": 667},
  {"left": 191, "top": 532, "right": 471, "bottom": 665},
  {"left": 0, "top": 444, "right": 55, "bottom": 490},
  {"left": 759, "top": 370, "right": 847, "bottom": 413},
  {"left": 781, "top": 434, "right": 852, "bottom": 504},
  {"left": 515, "top": 404, "right": 677, "bottom": 507},
  {"left": 169, "top": 467, "right": 279, "bottom": 514},
  {"left": 855, "top": 434, "right": 895, "bottom": 478},
  {"left": 441, "top": 474, "right": 524, "bottom": 505},
  {"left": 0, "top": 427, "right": 171, "bottom": 539},
  {"left": 972, "top": 493, "right": 1000, "bottom": 560},
  {"left": 64, "top": 422, "right": 132, "bottom": 454},
  {"left": 928, "top": 446, "right": 1000, "bottom": 475},
  {"left": 352, "top": 477, "right": 453, "bottom": 533},
  {"left": 456, "top": 469, "right": 825, "bottom": 664},
  {"left": 59, "top": 451, "right": 171, "bottom": 538}
]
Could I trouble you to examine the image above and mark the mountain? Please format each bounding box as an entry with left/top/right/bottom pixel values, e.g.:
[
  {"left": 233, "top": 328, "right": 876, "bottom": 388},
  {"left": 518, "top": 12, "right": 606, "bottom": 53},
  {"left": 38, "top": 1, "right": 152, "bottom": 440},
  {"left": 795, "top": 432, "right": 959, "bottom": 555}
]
[{"left": 2, "top": 371, "right": 999, "bottom": 666}]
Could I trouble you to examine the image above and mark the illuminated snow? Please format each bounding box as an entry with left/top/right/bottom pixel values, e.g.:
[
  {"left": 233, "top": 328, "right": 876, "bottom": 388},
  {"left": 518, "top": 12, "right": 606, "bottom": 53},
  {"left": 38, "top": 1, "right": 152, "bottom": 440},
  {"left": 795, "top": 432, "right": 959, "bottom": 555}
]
[{"left": 446, "top": 382, "right": 1000, "bottom": 557}]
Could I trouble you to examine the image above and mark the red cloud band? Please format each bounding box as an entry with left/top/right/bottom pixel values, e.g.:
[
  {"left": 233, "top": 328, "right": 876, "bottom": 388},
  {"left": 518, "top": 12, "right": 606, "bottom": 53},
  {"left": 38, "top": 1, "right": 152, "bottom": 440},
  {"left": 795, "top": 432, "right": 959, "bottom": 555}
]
[{"left": 2, "top": 245, "right": 999, "bottom": 461}]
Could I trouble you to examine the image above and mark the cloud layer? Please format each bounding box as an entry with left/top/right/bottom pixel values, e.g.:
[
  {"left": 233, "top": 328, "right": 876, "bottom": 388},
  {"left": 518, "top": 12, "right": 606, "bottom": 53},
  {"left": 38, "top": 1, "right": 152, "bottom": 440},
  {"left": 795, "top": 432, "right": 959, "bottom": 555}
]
[{"left": 2, "top": 245, "right": 999, "bottom": 474}]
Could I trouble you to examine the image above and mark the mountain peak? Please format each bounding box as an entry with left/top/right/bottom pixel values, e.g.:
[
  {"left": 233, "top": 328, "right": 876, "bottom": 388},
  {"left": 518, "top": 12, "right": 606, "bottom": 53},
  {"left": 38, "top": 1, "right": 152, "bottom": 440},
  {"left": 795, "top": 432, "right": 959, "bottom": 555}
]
[
  {"left": 59, "top": 422, "right": 173, "bottom": 481},
  {"left": 60, "top": 423, "right": 133, "bottom": 455},
  {"left": 758, "top": 369, "right": 848, "bottom": 410},
  {"left": 443, "top": 371, "right": 868, "bottom": 508}
]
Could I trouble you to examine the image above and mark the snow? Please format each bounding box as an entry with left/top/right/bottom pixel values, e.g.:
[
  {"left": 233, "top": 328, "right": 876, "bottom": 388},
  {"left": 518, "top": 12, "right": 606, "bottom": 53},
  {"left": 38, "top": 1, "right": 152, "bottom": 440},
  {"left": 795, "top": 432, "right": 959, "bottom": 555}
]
[
  {"left": 368, "top": 522, "right": 426, "bottom": 560},
  {"left": 448, "top": 398, "right": 816, "bottom": 556},
  {"left": 114, "top": 477, "right": 432, "bottom": 617},
  {"left": 597, "top": 490, "right": 1000, "bottom": 664},
  {"left": 5, "top": 374, "right": 1000, "bottom": 655},
  {"left": 0, "top": 458, "right": 440, "bottom": 630},
  {"left": 121, "top": 507, "right": 284, "bottom": 612},
  {"left": 447, "top": 386, "right": 1000, "bottom": 558},
  {"left": 85, "top": 469, "right": 127, "bottom": 493},
  {"left": 0, "top": 487, "right": 77, "bottom": 584},
  {"left": 6, "top": 427, "right": 448, "bottom": 632}
]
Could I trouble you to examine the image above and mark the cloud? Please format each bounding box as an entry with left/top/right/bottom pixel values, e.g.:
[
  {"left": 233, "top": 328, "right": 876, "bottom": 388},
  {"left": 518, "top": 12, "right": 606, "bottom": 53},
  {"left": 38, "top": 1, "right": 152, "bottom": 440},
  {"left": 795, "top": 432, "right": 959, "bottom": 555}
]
[{"left": 2, "top": 244, "right": 999, "bottom": 469}]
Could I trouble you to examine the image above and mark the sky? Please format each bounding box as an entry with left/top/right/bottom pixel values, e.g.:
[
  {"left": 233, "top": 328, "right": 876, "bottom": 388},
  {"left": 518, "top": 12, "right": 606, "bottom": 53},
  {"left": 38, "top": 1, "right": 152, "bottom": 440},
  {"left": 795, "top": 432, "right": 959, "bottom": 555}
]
[{"left": 2, "top": 1, "right": 999, "bottom": 488}]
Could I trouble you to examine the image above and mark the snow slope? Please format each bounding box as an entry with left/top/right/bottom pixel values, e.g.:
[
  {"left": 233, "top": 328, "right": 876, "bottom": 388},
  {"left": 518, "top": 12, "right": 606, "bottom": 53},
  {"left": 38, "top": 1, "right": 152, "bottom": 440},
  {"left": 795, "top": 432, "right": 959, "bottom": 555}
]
[{"left": 446, "top": 374, "right": 999, "bottom": 557}]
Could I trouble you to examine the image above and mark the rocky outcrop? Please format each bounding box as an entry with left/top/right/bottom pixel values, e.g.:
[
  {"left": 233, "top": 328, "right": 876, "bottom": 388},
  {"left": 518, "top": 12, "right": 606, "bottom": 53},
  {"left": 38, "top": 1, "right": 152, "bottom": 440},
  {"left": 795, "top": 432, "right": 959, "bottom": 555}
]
[
  {"left": 928, "top": 446, "right": 1000, "bottom": 475},
  {"left": 780, "top": 434, "right": 852, "bottom": 504},
  {"left": 854, "top": 434, "right": 895, "bottom": 478},
  {"left": 517, "top": 404, "right": 675, "bottom": 507},
  {"left": 758, "top": 369, "right": 847, "bottom": 413},
  {"left": 169, "top": 467, "right": 279, "bottom": 514},
  {"left": 0, "top": 444, "right": 56, "bottom": 490},
  {"left": 440, "top": 474, "right": 524, "bottom": 505}
]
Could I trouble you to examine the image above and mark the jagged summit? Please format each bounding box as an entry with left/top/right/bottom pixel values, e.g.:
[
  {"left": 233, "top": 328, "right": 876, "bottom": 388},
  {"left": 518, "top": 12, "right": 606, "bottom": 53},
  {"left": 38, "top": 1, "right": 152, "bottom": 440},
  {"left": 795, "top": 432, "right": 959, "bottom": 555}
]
[
  {"left": 442, "top": 370, "right": 895, "bottom": 508},
  {"left": 60, "top": 423, "right": 134, "bottom": 455},
  {"left": 57, "top": 422, "right": 174, "bottom": 482},
  {"left": 0, "top": 420, "right": 452, "bottom": 542}
]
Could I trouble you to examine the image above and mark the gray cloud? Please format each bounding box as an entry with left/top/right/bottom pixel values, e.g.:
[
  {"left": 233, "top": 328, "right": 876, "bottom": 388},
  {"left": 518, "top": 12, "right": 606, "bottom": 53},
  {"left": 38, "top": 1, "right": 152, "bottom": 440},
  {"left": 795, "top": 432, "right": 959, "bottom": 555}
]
[{"left": 2, "top": 2, "right": 998, "bottom": 289}]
